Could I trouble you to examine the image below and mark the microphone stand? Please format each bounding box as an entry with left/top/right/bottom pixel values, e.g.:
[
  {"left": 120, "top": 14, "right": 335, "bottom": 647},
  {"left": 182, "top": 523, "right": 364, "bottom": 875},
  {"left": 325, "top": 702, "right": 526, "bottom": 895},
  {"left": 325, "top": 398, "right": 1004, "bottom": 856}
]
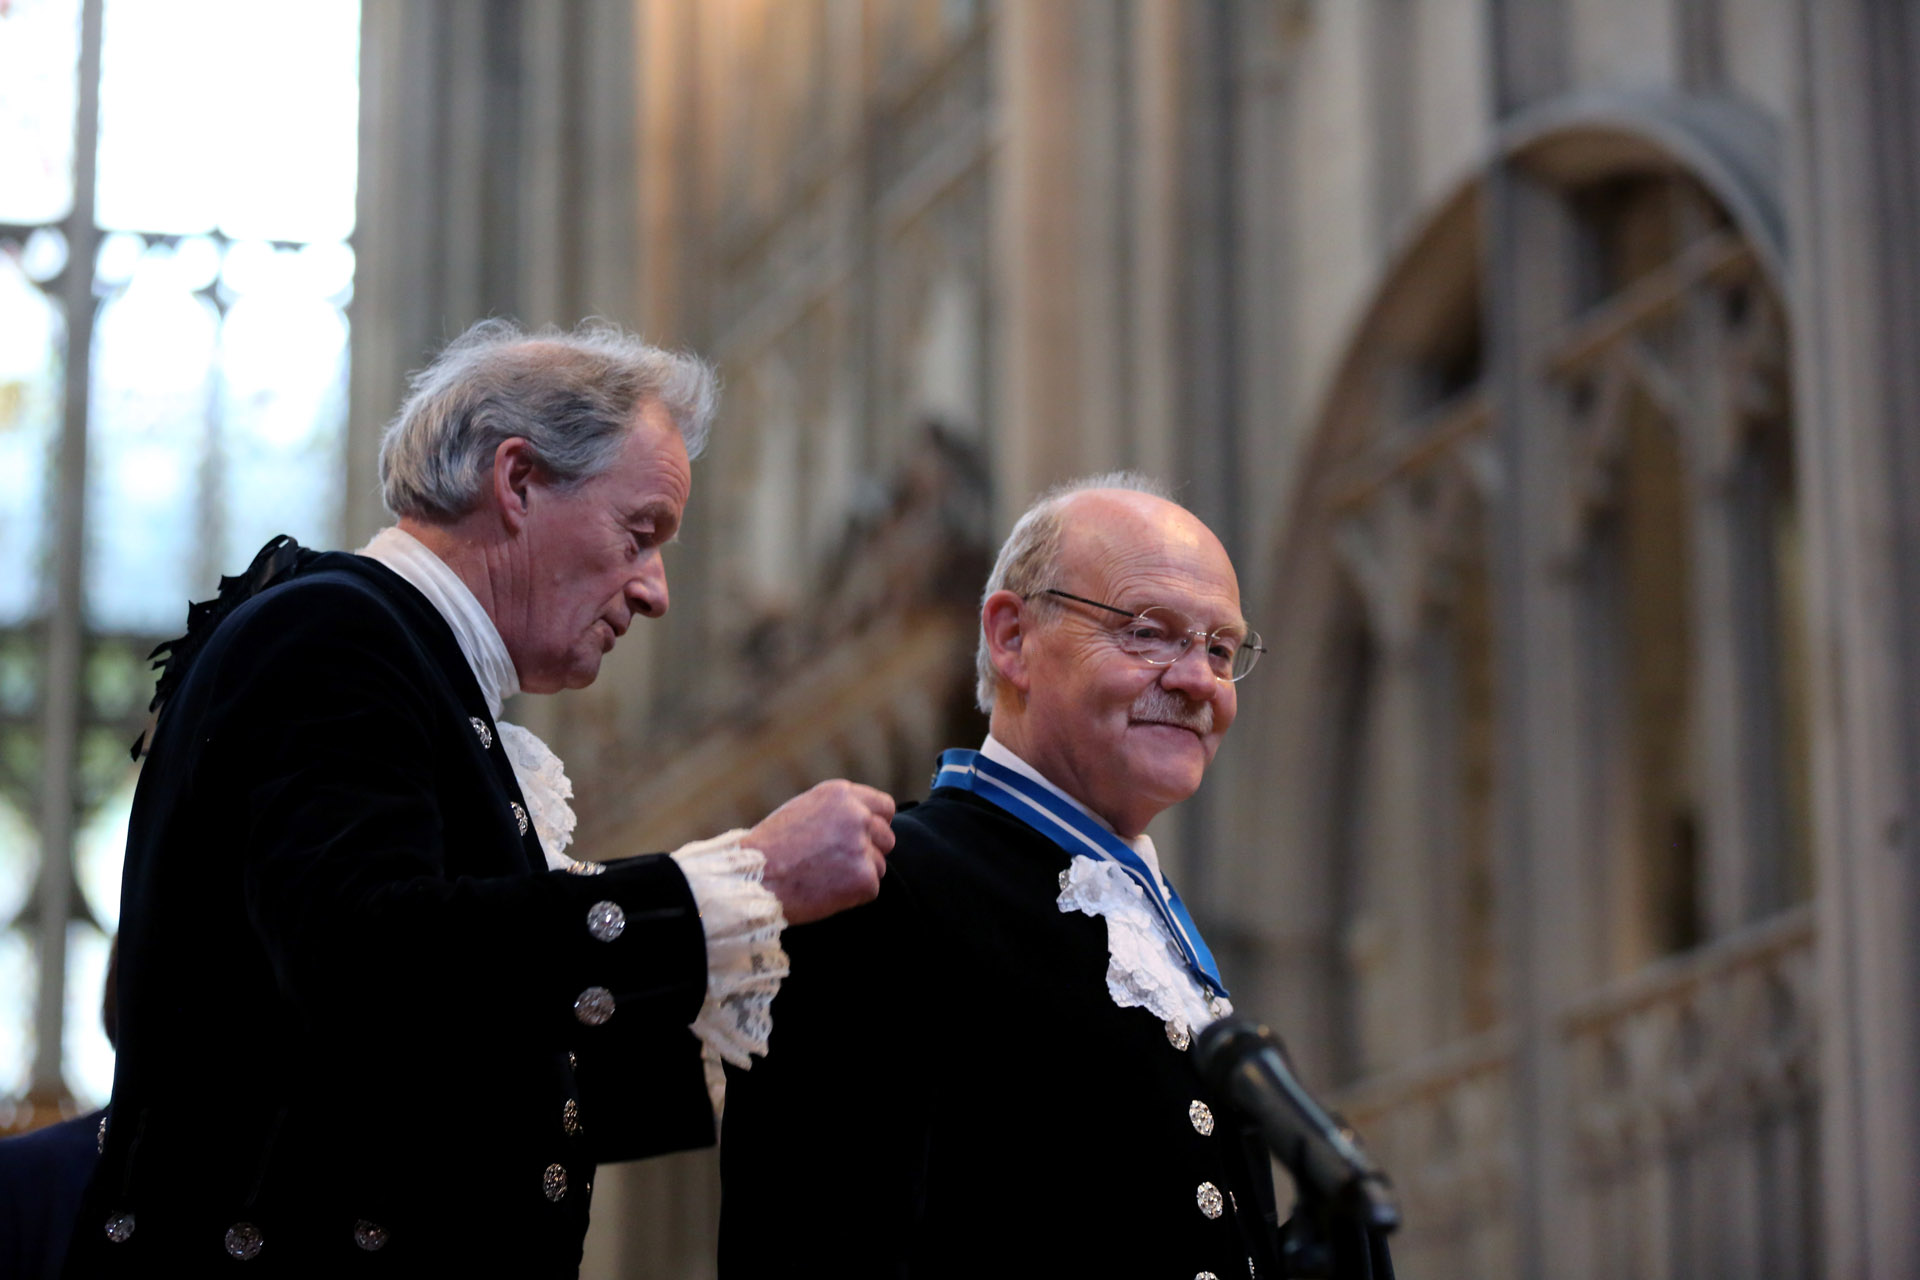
[
  {"left": 1273, "top": 1187, "right": 1398, "bottom": 1280},
  {"left": 1196, "top": 1017, "right": 1400, "bottom": 1280}
]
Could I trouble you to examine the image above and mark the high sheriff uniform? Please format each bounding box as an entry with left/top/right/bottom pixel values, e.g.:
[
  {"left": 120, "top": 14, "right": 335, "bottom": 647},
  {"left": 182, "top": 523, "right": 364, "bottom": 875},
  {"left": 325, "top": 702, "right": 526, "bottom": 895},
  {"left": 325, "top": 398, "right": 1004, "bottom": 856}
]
[
  {"left": 66, "top": 531, "right": 785, "bottom": 1276},
  {"left": 718, "top": 738, "right": 1283, "bottom": 1279}
]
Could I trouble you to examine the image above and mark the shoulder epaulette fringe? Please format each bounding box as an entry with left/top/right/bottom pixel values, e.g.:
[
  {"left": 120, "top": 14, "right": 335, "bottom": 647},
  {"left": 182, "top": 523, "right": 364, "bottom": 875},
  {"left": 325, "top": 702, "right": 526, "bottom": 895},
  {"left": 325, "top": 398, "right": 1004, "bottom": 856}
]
[{"left": 132, "top": 534, "right": 323, "bottom": 759}]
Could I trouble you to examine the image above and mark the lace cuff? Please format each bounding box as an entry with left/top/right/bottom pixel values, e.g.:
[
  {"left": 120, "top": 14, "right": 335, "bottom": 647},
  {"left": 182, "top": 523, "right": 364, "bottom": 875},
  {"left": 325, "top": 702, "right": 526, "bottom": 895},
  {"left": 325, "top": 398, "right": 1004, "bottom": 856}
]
[
  {"left": 670, "top": 830, "right": 789, "bottom": 1115},
  {"left": 1057, "top": 855, "right": 1228, "bottom": 1040}
]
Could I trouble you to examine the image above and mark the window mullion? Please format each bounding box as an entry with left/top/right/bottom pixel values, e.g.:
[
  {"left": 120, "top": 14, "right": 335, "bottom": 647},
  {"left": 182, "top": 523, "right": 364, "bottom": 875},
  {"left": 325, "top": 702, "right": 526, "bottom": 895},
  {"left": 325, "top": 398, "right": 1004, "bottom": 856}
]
[{"left": 30, "top": 0, "right": 104, "bottom": 1106}]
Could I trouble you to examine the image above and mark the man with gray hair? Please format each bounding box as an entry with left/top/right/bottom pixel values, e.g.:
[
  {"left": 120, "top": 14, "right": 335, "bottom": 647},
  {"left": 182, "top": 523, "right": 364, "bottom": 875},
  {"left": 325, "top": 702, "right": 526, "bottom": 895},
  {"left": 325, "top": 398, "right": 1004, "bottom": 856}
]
[
  {"left": 719, "top": 474, "right": 1284, "bottom": 1277},
  {"left": 68, "top": 320, "right": 893, "bottom": 1276}
]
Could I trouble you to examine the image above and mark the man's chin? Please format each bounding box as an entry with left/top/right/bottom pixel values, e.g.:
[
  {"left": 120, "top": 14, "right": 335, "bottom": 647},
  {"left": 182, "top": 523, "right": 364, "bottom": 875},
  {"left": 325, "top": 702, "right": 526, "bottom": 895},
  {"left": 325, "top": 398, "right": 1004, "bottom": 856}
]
[
  {"left": 1122, "top": 734, "right": 1209, "bottom": 799},
  {"left": 548, "top": 652, "right": 605, "bottom": 692}
]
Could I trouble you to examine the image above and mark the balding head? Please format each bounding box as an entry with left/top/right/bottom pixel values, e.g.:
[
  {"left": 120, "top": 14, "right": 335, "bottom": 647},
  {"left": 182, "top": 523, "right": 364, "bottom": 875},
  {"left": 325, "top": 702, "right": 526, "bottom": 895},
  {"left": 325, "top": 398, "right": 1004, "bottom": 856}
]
[
  {"left": 1052, "top": 488, "right": 1235, "bottom": 593},
  {"left": 974, "top": 472, "right": 1174, "bottom": 712}
]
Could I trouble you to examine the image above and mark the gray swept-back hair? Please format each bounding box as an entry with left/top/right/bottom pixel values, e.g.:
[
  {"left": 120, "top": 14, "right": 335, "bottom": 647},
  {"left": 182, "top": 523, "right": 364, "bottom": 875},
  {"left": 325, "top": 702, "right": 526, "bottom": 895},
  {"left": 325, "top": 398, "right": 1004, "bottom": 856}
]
[
  {"left": 974, "top": 470, "right": 1175, "bottom": 713},
  {"left": 378, "top": 318, "right": 719, "bottom": 520}
]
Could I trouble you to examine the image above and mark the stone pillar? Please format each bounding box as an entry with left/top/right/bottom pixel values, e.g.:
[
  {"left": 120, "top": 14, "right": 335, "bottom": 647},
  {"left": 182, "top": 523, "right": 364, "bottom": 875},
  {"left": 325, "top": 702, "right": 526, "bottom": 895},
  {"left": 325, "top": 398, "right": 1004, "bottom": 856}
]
[
  {"left": 1352, "top": 625, "right": 1455, "bottom": 1067},
  {"left": 1127, "top": 0, "right": 1185, "bottom": 491},
  {"left": 1072, "top": 1, "right": 1132, "bottom": 481},
  {"left": 1333, "top": 468, "right": 1479, "bottom": 1068},
  {"left": 1481, "top": 161, "right": 1587, "bottom": 1280},
  {"left": 1482, "top": 8, "right": 1581, "bottom": 1276},
  {"left": 989, "top": 0, "right": 1084, "bottom": 523},
  {"left": 349, "top": 0, "right": 527, "bottom": 537},
  {"left": 1675, "top": 260, "right": 1793, "bottom": 936},
  {"left": 347, "top": 0, "right": 457, "bottom": 541},
  {"left": 1173, "top": 0, "right": 1243, "bottom": 554},
  {"left": 633, "top": 0, "right": 699, "bottom": 346},
  {"left": 350, "top": 0, "right": 646, "bottom": 538},
  {"left": 1792, "top": 4, "right": 1920, "bottom": 1276}
]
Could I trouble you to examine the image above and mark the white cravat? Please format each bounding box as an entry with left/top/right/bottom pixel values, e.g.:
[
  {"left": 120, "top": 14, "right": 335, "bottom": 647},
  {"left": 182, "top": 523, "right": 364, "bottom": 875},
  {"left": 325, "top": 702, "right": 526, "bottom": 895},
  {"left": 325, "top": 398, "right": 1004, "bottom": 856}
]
[
  {"left": 978, "top": 733, "right": 1228, "bottom": 1038},
  {"left": 358, "top": 527, "right": 788, "bottom": 1110},
  {"left": 358, "top": 528, "right": 581, "bottom": 863},
  {"left": 358, "top": 529, "right": 518, "bottom": 718}
]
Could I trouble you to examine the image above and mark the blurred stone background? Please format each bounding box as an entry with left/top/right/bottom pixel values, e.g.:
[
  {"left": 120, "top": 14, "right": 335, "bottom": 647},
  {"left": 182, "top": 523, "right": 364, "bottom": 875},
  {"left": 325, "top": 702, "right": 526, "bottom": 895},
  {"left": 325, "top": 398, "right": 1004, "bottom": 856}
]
[{"left": 9, "top": 2, "right": 1920, "bottom": 1276}]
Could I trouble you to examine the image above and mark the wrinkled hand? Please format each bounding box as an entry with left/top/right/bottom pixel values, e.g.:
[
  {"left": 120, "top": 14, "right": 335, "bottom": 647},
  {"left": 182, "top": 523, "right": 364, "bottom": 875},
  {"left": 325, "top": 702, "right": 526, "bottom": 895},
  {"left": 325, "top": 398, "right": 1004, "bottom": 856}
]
[{"left": 748, "top": 780, "right": 895, "bottom": 925}]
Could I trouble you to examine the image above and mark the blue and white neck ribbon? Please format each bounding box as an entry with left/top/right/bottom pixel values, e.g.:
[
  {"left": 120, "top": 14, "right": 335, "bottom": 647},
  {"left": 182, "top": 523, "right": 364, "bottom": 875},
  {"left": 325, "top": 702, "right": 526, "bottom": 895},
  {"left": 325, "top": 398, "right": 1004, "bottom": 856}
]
[{"left": 932, "top": 748, "right": 1229, "bottom": 999}]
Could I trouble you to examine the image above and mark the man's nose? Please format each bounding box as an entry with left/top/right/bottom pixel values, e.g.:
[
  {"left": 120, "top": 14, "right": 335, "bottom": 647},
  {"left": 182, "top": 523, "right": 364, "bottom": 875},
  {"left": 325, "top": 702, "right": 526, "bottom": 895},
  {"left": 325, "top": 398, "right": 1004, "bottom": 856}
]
[
  {"left": 629, "top": 555, "right": 669, "bottom": 619},
  {"left": 1160, "top": 640, "right": 1219, "bottom": 698}
]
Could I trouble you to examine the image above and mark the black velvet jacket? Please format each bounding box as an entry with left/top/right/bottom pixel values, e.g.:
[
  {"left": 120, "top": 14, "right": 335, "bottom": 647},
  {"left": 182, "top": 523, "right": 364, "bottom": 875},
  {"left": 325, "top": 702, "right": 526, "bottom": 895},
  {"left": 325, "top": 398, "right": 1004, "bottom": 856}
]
[
  {"left": 65, "top": 553, "right": 713, "bottom": 1276},
  {"left": 719, "top": 786, "right": 1282, "bottom": 1278}
]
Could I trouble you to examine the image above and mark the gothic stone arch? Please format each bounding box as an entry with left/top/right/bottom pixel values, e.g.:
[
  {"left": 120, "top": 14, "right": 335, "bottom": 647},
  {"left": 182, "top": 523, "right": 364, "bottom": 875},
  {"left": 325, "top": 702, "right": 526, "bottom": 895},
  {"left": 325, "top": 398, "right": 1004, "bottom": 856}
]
[{"left": 1245, "top": 92, "right": 1813, "bottom": 1280}]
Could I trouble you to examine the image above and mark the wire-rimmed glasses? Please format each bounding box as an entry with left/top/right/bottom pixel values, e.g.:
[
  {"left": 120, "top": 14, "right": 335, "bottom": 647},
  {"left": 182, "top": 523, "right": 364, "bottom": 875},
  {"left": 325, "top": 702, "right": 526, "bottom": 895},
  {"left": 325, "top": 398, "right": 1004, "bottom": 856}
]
[{"left": 1036, "top": 588, "right": 1266, "bottom": 681}]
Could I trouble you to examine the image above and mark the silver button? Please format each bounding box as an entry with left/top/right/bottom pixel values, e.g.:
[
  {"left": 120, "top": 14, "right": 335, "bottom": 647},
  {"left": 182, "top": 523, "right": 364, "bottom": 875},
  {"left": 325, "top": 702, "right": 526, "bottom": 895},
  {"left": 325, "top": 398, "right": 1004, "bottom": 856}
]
[
  {"left": 567, "top": 859, "right": 606, "bottom": 875},
  {"left": 574, "top": 987, "right": 615, "bottom": 1026},
  {"left": 225, "top": 1222, "right": 264, "bottom": 1260},
  {"left": 96, "top": 1113, "right": 107, "bottom": 1153},
  {"left": 511, "top": 802, "right": 530, "bottom": 836},
  {"left": 1190, "top": 1100, "right": 1215, "bottom": 1135},
  {"left": 586, "top": 900, "right": 626, "bottom": 943},
  {"left": 1058, "top": 869, "right": 1070, "bottom": 891},
  {"left": 105, "top": 1213, "right": 135, "bottom": 1244},
  {"left": 354, "top": 1220, "right": 389, "bottom": 1252},
  {"left": 567, "top": 1051, "right": 578, "bottom": 1070},
  {"left": 563, "top": 1098, "right": 582, "bottom": 1136},
  {"left": 543, "top": 1162, "right": 568, "bottom": 1201},
  {"left": 1167, "top": 1020, "right": 1192, "bottom": 1051},
  {"left": 1197, "top": 1181, "right": 1224, "bottom": 1219},
  {"left": 470, "top": 717, "right": 493, "bottom": 749}
]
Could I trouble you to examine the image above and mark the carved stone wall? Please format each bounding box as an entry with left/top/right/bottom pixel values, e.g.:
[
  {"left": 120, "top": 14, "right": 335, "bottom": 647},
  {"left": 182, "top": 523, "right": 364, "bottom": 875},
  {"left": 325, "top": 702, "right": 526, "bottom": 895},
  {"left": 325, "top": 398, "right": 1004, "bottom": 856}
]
[{"left": 343, "top": 1, "right": 1920, "bottom": 1275}]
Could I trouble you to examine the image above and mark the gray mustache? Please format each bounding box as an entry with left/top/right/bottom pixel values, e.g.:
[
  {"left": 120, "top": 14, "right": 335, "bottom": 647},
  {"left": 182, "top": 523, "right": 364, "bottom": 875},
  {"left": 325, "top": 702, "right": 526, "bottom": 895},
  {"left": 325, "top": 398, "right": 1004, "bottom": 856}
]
[{"left": 1130, "top": 686, "right": 1213, "bottom": 735}]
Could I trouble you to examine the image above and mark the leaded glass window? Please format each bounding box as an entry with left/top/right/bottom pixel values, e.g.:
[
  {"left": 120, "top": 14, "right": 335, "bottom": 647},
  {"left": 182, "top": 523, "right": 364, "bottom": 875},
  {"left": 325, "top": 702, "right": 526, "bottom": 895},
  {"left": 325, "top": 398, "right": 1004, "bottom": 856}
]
[{"left": 0, "top": 0, "right": 361, "bottom": 1127}]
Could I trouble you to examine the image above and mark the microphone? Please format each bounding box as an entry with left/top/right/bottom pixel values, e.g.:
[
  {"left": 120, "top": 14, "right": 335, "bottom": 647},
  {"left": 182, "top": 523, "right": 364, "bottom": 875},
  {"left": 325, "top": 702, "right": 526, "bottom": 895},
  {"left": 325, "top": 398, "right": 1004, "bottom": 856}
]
[{"left": 1194, "top": 1016, "right": 1400, "bottom": 1232}]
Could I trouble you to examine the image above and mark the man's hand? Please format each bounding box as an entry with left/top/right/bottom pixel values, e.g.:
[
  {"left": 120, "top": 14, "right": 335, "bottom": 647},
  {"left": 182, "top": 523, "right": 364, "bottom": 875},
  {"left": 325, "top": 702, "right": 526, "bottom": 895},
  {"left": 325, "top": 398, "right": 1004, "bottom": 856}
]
[{"left": 748, "top": 781, "right": 895, "bottom": 925}]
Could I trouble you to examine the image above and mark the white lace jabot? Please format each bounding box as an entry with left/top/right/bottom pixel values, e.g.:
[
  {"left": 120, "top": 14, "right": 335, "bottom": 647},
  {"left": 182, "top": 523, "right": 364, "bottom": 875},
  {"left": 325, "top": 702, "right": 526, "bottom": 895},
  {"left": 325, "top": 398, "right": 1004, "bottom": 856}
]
[
  {"left": 978, "top": 735, "right": 1229, "bottom": 1040},
  {"left": 358, "top": 527, "right": 789, "bottom": 1111}
]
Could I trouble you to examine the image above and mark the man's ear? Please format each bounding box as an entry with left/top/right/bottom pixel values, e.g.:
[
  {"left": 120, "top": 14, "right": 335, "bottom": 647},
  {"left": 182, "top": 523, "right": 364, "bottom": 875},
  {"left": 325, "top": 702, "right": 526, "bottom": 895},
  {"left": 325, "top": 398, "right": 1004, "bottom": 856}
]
[
  {"left": 492, "top": 438, "right": 539, "bottom": 533},
  {"left": 981, "top": 590, "right": 1033, "bottom": 694}
]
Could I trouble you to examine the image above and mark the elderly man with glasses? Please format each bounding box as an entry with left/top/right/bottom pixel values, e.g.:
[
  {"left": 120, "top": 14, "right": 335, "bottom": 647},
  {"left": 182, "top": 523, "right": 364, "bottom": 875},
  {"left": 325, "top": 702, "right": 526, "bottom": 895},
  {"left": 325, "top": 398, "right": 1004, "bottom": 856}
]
[{"left": 719, "top": 474, "right": 1283, "bottom": 1278}]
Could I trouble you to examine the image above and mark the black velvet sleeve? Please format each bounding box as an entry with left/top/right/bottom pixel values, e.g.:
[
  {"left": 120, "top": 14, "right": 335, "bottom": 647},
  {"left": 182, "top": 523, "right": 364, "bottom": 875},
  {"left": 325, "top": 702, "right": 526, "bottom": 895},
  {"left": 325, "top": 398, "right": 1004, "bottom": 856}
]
[
  {"left": 717, "top": 861, "right": 934, "bottom": 1278},
  {"left": 204, "top": 576, "right": 711, "bottom": 1059}
]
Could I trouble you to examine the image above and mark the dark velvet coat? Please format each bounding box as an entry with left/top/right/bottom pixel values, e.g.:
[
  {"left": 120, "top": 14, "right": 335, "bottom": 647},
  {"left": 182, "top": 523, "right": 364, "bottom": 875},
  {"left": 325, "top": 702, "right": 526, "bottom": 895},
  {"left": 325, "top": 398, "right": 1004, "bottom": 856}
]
[
  {"left": 64, "top": 554, "right": 713, "bottom": 1276},
  {"left": 718, "top": 786, "right": 1282, "bottom": 1278},
  {"left": 0, "top": 1110, "right": 100, "bottom": 1279}
]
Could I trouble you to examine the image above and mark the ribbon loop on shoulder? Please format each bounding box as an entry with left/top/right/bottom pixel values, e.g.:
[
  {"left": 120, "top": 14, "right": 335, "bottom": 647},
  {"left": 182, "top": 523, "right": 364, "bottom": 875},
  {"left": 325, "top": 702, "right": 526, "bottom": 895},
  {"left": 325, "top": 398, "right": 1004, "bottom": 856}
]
[{"left": 932, "top": 748, "right": 1228, "bottom": 999}]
